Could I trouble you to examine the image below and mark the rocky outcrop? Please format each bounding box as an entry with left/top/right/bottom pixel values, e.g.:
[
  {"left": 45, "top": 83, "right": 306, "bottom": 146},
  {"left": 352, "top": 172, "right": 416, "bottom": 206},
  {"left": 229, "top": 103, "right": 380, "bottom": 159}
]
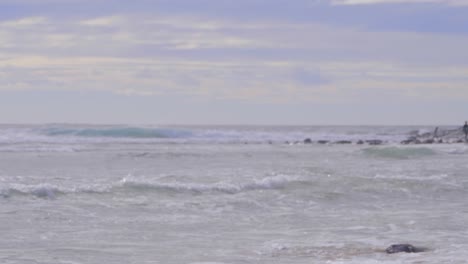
[
  {"left": 297, "top": 127, "right": 467, "bottom": 146},
  {"left": 402, "top": 127, "right": 465, "bottom": 144}
]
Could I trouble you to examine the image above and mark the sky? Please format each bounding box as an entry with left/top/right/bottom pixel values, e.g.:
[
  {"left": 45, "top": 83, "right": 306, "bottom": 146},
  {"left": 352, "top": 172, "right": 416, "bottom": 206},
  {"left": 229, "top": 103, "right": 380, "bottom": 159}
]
[{"left": 0, "top": 0, "right": 467, "bottom": 125}]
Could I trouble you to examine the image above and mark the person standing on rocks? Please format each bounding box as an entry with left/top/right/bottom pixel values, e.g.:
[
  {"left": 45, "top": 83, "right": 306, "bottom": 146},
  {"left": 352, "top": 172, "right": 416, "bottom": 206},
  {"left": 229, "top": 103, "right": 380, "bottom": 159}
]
[{"left": 464, "top": 121, "right": 468, "bottom": 141}]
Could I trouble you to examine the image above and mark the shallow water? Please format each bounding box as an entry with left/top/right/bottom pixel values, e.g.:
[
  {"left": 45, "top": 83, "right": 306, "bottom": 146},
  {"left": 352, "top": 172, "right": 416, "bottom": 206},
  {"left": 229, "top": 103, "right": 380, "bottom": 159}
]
[{"left": 1, "top": 125, "right": 468, "bottom": 263}]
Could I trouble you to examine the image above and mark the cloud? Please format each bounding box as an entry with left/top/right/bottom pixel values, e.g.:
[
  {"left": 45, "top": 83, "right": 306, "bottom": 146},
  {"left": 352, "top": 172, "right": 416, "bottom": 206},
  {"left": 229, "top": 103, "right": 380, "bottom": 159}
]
[
  {"left": 0, "top": 16, "right": 47, "bottom": 27},
  {"left": 79, "top": 16, "right": 123, "bottom": 27},
  {"left": 1, "top": 11, "right": 468, "bottom": 104},
  {"left": 1, "top": 52, "right": 467, "bottom": 104},
  {"left": 3, "top": 14, "right": 468, "bottom": 64}
]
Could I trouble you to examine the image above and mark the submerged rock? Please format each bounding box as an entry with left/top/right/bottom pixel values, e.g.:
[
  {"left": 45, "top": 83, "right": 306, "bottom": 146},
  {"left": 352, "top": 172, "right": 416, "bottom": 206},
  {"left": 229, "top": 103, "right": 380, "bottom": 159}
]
[
  {"left": 366, "top": 139, "right": 383, "bottom": 145},
  {"left": 335, "top": 140, "right": 352, "bottom": 144},
  {"left": 304, "top": 138, "right": 312, "bottom": 144},
  {"left": 385, "top": 244, "right": 427, "bottom": 254},
  {"left": 317, "top": 140, "right": 329, "bottom": 144}
]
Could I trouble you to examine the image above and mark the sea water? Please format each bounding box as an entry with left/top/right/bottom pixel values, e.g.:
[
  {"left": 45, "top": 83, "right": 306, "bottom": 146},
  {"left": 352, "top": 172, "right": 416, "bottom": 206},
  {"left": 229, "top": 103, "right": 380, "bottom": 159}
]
[{"left": 1, "top": 124, "right": 467, "bottom": 264}]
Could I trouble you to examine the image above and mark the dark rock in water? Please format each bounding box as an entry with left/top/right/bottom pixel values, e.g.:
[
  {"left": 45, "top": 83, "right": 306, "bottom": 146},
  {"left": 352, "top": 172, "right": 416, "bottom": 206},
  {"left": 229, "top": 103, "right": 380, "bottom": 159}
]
[
  {"left": 318, "top": 140, "right": 329, "bottom": 144},
  {"left": 401, "top": 139, "right": 413, "bottom": 145},
  {"left": 423, "top": 139, "right": 434, "bottom": 144},
  {"left": 366, "top": 139, "right": 383, "bottom": 145},
  {"left": 304, "top": 138, "right": 312, "bottom": 144},
  {"left": 385, "top": 244, "right": 422, "bottom": 254},
  {"left": 401, "top": 136, "right": 419, "bottom": 145},
  {"left": 401, "top": 127, "right": 466, "bottom": 145},
  {"left": 357, "top": 140, "right": 364, "bottom": 145},
  {"left": 335, "top": 140, "right": 352, "bottom": 144}
]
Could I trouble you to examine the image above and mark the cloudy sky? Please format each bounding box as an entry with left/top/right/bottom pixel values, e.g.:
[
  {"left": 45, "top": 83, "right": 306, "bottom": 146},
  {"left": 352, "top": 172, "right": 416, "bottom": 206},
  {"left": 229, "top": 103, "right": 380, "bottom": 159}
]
[{"left": 0, "top": 0, "right": 467, "bottom": 125}]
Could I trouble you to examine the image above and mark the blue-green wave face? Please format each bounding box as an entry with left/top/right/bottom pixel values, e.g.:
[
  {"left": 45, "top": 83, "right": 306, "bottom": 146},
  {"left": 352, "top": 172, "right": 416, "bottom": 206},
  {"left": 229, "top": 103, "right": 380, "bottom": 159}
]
[
  {"left": 362, "top": 147, "right": 437, "bottom": 160},
  {"left": 44, "top": 127, "right": 192, "bottom": 139}
]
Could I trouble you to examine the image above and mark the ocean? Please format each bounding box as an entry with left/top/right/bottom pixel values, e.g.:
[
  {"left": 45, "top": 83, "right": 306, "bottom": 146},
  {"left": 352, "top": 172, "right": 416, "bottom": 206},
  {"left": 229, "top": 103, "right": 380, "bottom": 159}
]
[{"left": 1, "top": 124, "right": 467, "bottom": 263}]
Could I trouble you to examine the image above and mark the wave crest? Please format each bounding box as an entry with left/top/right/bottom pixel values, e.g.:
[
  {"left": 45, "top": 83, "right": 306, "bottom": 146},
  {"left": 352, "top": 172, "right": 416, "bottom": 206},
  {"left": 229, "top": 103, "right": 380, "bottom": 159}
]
[
  {"left": 1, "top": 184, "right": 64, "bottom": 199},
  {"left": 44, "top": 126, "right": 192, "bottom": 139},
  {"left": 1, "top": 175, "right": 300, "bottom": 199},
  {"left": 118, "top": 175, "right": 298, "bottom": 194}
]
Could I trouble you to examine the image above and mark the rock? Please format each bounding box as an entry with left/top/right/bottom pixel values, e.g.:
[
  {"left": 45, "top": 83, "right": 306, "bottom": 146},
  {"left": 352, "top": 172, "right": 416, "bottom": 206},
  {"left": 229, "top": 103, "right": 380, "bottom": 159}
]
[
  {"left": 366, "top": 139, "right": 383, "bottom": 145},
  {"left": 357, "top": 140, "right": 364, "bottom": 145},
  {"left": 317, "top": 140, "right": 329, "bottom": 144},
  {"left": 385, "top": 244, "right": 426, "bottom": 254},
  {"left": 385, "top": 244, "right": 416, "bottom": 254},
  {"left": 401, "top": 139, "right": 413, "bottom": 145},
  {"left": 401, "top": 136, "right": 418, "bottom": 145},
  {"left": 423, "top": 139, "right": 434, "bottom": 144},
  {"left": 303, "top": 138, "right": 312, "bottom": 144},
  {"left": 335, "top": 140, "right": 352, "bottom": 144},
  {"left": 401, "top": 127, "right": 465, "bottom": 145}
]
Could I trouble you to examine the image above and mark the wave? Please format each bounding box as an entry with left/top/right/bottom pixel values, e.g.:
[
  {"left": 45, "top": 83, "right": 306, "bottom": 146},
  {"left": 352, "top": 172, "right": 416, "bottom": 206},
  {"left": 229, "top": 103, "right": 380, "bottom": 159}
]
[
  {"left": 0, "top": 184, "right": 65, "bottom": 199},
  {"left": 362, "top": 147, "right": 437, "bottom": 159},
  {"left": 0, "top": 125, "right": 424, "bottom": 144},
  {"left": 0, "top": 175, "right": 300, "bottom": 199},
  {"left": 43, "top": 126, "right": 192, "bottom": 139},
  {"left": 118, "top": 175, "right": 299, "bottom": 194}
]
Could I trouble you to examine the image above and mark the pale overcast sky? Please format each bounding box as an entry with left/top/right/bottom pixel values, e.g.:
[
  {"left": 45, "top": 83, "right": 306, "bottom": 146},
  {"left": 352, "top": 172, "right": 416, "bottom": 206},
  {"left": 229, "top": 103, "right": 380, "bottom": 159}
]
[{"left": 0, "top": 0, "right": 467, "bottom": 125}]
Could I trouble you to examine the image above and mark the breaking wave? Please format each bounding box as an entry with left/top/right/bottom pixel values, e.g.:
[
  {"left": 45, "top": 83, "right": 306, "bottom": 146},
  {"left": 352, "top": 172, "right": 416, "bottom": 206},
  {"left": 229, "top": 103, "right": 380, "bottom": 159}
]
[
  {"left": 0, "top": 184, "right": 65, "bottom": 199},
  {"left": 43, "top": 126, "right": 192, "bottom": 139},
  {"left": 118, "top": 174, "right": 298, "bottom": 194},
  {"left": 0, "top": 175, "right": 301, "bottom": 199}
]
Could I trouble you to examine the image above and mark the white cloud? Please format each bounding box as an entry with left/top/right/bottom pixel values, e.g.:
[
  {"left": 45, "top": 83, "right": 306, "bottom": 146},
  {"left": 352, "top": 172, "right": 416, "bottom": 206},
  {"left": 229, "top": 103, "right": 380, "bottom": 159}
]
[
  {"left": 1, "top": 53, "right": 467, "bottom": 103},
  {"left": 0, "top": 16, "right": 47, "bottom": 27},
  {"left": 79, "top": 16, "right": 123, "bottom": 27},
  {"left": 1, "top": 14, "right": 468, "bottom": 103},
  {"left": 4, "top": 14, "right": 468, "bottom": 63}
]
